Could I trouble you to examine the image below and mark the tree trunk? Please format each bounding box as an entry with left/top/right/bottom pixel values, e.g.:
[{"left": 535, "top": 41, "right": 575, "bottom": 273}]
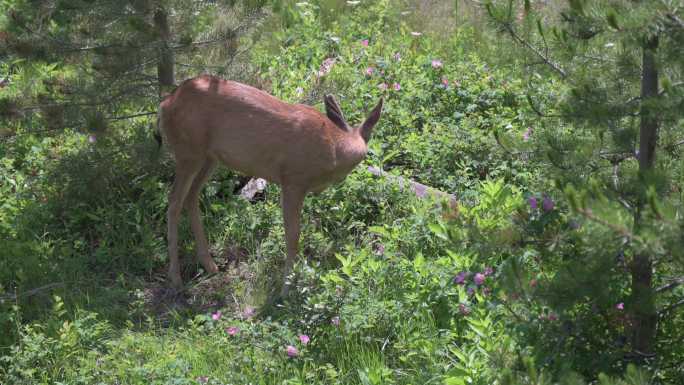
[
  {"left": 631, "top": 35, "right": 659, "bottom": 358},
  {"left": 154, "top": 8, "right": 175, "bottom": 95}
]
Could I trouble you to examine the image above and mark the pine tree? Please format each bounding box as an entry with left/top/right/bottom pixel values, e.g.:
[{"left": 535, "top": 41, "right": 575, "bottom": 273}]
[
  {"left": 0, "top": 0, "right": 267, "bottom": 136},
  {"left": 485, "top": 0, "right": 684, "bottom": 378}
]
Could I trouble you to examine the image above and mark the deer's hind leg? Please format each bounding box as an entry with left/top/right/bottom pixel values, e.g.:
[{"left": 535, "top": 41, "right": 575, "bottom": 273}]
[
  {"left": 167, "top": 158, "right": 204, "bottom": 288},
  {"left": 184, "top": 158, "right": 219, "bottom": 275}
]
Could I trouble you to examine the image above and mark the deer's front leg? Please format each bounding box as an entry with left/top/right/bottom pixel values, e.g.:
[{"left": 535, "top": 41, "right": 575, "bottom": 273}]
[{"left": 280, "top": 186, "right": 306, "bottom": 297}]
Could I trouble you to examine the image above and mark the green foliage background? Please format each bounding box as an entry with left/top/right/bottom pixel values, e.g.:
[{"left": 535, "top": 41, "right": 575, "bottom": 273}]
[{"left": 0, "top": 0, "right": 682, "bottom": 384}]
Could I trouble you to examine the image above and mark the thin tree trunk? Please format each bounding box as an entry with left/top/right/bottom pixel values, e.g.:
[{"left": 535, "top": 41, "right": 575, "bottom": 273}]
[
  {"left": 631, "top": 35, "right": 659, "bottom": 358},
  {"left": 154, "top": 7, "right": 175, "bottom": 95}
]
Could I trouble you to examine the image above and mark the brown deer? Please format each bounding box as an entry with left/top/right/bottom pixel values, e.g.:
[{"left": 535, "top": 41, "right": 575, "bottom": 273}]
[{"left": 158, "top": 75, "right": 383, "bottom": 296}]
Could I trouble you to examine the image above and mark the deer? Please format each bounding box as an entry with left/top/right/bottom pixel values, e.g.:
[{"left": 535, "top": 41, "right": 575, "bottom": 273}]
[{"left": 158, "top": 75, "right": 383, "bottom": 297}]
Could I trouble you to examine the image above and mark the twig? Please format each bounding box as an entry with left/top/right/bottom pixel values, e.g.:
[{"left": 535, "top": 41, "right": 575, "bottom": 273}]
[
  {"left": 0, "top": 283, "right": 64, "bottom": 301},
  {"left": 575, "top": 207, "right": 639, "bottom": 242},
  {"left": 658, "top": 298, "right": 684, "bottom": 316},
  {"left": 656, "top": 277, "right": 684, "bottom": 293},
  {"left": 666, "top": 13, "right": 684, "bottom": 29},
  {"left": 503, "top": 23, "right": 567, "bottom": 78},
  {"left": 107, "top": 111, "right": 157, "bottom": 121}
]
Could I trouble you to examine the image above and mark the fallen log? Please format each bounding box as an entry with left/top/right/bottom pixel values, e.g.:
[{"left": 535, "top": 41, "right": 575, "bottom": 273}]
[{"left": 238, "top": 167, "right": 456, "bottom": 204}]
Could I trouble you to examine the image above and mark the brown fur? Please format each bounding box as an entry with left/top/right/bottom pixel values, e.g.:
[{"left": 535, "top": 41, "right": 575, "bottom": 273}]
[{"left": 159, "top": 75, "right": 383, "bottom": 295}]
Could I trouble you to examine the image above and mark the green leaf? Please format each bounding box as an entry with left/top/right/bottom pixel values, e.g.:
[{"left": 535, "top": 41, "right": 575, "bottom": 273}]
[
  {"left": 368, "top": 225, "right": 389, "bottom": 237},
  {"left": 444, "top": 377, "right": 466, "bottom": 385},
  {"left": 606, "top": 11, "right": 619, "bottom": 30}
]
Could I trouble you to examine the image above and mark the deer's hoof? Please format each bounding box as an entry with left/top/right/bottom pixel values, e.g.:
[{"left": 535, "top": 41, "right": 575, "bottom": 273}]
[{"left": 200, "top": 257, "right": 219, "bottom": 275}]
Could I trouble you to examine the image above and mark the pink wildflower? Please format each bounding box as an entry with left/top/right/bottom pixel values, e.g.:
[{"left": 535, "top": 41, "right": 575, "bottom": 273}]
[
  {"left": 88, "top": 134, "right": 97, "bottom": 143},
  {"left": 616, "top": 303, "right": 624, "bottom": 310},
  {"left": 286, "top": 345, "right": 299, "bottom": 357},
  {"left": 365, "top": 67, "right": 375, "bottom": 76},
  {"left": 211, "top": 311, "right": 222, "bottom": 321},
  {"left": 431, "top": 59, "right": 443, "bottom": 69},
  {"left": 299, "top": 334, "right": 310, "bottom": 345},
  {"left": 331, "top": 316, "right": 340, "bottom": 326},
  {"left": 441, "top": 77, "right": 449, "bottom": 87},
  {"left": 523, "top": 127, "right": 533, "bottom": 141},
  {"left": 548, "top": 312, "right": 558, "bottom": 321},
  {"left": 378, "top": 83, "right": 388, "bottom": 91},
  {"left": 361, "top": 39, "right": 369, "bottom": 47},
  {"left": 542, "top": 196, "right": 554, "bottom": 212},
  {"left": 458, "top": 303, "right": 471, "bottom": 315},
  {"left": 393, "top": 52, "right": 401, "bottom": 61},
  {"left": 226, "top": 326, "right": 239, "bottom": 336},
  {"left": 393, "top": 82, "right": 401, "bottom": 91},
  {"left": 473, "top": 273, "right": 486, "bottom": 286},
  {"left": 484, "top": 267, "right": 494, "bottom": 276},
  {"left": 242, "top": 306, "right": 256, "bottom": 319},
  {"left": 410, "top": 31, "right": 422, "bottom": 36},
  {"left": 454, "top": 271, "right": 467, "bottom": 285},
  {"left": 529, "top": 196, "right": 538, "bottom": 209}
]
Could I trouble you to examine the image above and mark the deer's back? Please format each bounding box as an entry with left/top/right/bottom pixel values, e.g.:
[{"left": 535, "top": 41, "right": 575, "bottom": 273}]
[{"left": 160, "top": 75, "right": 360, "bottom": 187}]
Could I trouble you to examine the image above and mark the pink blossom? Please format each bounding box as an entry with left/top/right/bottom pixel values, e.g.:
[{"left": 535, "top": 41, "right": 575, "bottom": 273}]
[
  {"left": 361, "top": 39, "right": 369, "bottom": 47},
  {"left": 458, "top": 303, "right": 471, "bottom": 315},
  {"left": 542, "top": 196, "right": 554, "bottom": 212},
  {"left": 484, "top": 267, "right": 494, "bottom": 276},
  {"left": 441, "top": 77, "right": 449, "bottom": 87},
  {"left": 88, "top": 134, "right": 97, "bottom": 143},
  {"left": 410, "top": 31, "right": 422, "bottom": 36},
  {"left": 373, "top": 243, "right": 385, "bottom": 255},
  {"left": 393, "top": 82, "right": 401, "bottom": 91},
  {"left": 286, "top": 345, "right": 299, "bottom": 357},
  {"left": 378, "top": 83, "right": 388, "bottom": 91},
  {"left": 454, "top": 271, "right": 467, "bottom": 285},
  {"left": 365, "top": 67, "right": 375, "bottom": 76},
  {"left": 299, "top": 334, "right": 310, "bottom": 345},
  {"left": 547, "top": 312, "right": 558, "bottom": 321},
  {"left": 523, "top": 127, "right": 533, "bottom": 141},
  {"left": 242, "top": 306, "right": 256, "bottom": 319},
  {"left": 331, "top": 316, "right": 340, "bottom": 326},
  {"left": 473, "top": 273, "right": 486, "bottom": 286},
  {"left": 431, "top": 59, "right": 443, "bottom": 69},
  {"left": 616, "top": 302, "right": 624, "bottom": 310},
  {"left": 226, "top": 326, "right": 239, "bottom": 336},
  {"left": 529, "top": 196, "right": 538, "bottom": 209},
  {"left": 211, "top": 311, "right": 222, "bottom": 321}
]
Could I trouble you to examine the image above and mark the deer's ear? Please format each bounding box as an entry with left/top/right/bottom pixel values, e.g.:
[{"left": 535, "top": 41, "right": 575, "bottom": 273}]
[
  {"left": 359, "top": 98, "right": 383, "bottom": 143},
  {"left": 324, "top": 95, "right": 349, "bottom": 131}
]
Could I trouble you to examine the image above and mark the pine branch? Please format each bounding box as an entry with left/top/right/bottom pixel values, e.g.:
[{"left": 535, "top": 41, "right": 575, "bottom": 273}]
[
  {"left": 575, "top": 207, "right": 640, "bottom": 242},
  {"left": 502, "top": 23, "right": 567, "bottom": 78},
  {"left": 656, "top": 277, "right": 684, "bottom": 293},
  {"left": 658, "top": 298, "right": 684, "bottom": 316}
]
